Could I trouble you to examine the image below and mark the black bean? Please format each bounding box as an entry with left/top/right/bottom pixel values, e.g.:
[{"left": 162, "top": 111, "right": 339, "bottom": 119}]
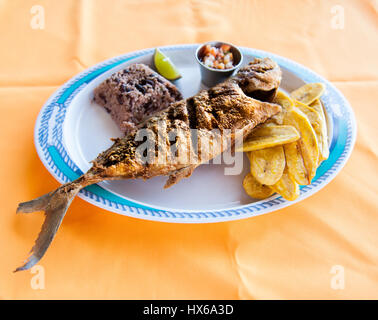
[
  {"left": 99, "top": 93, "right": 107, "bottom": 104},
  {"left": 135, "top": 83, "right": 146, "bottom": 94},
  {"left": 146, "top": 79, "right": 155, "bottom": 86},
  {"left": 120, "top": 84, "right": 128, "bottom": 92},
  {"left": 117, "top": 94, "right": 124, "bottom": 104}
]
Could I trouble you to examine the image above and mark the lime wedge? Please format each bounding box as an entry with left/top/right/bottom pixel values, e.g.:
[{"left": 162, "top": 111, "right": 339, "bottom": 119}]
[{"left": 154, "top": 48, "right": 182, "bottom": 80}]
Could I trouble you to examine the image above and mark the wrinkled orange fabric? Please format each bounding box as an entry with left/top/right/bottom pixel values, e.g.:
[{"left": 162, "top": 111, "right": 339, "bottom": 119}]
[{"left": 0, "top": 0, "right": 377, "bottom": 299}]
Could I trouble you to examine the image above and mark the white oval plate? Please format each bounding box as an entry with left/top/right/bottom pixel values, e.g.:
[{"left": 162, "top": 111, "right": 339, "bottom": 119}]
[{"left": 34, "top": 44, "right": 356, "bottom": 223}]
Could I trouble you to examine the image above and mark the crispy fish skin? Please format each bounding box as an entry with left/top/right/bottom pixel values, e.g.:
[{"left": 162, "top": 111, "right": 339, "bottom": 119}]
[
  {"left": 15, "top": 58, "right": 282, "bottom": 271},
  {"left": 94, "top": 82, "right": 282, "bottom": 187}
]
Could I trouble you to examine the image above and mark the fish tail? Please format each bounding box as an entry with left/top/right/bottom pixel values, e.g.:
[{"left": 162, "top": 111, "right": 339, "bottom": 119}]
[{"left": 15, "top": 181, "right": 83, "bottom": 272}]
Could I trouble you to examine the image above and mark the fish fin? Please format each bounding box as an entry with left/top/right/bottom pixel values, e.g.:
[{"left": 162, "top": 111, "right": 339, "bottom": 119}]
[
  {"left": 15, "top": 184, "right": 81, "bottom": 272},
  {"left": 164, "top": 166, "right": 197, "bottom": 189},
  {"left": 16, "top": 192, "right": 53, "bottom": 214}
]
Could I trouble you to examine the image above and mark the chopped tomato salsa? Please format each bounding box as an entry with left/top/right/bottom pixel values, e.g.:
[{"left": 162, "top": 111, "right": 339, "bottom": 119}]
[{"left": 201, "top": 44, "right": 234, "bottom": 70}]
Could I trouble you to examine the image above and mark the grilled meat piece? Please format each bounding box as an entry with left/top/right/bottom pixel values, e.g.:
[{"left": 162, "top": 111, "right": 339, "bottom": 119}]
[
  {"left": 233, "top": 56, "right": 281, "bottom": 101},
  {"left": 16, "top": 58, "right": 282, "bottom": 271},
  {"left": 94, "top": 64, "right": 182, "bottom": 134}
]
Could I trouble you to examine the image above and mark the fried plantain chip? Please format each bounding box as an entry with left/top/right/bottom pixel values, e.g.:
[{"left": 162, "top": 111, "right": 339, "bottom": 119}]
[
  {"left": 283, "top": 107, "right": 319, "bottom": 182},
  {"left": 310, "top": 99, "right": 329, "bottom": 161},
  {"left": 243, "top": 172, "right": 274, "bottom": 199},
  {"left": 290, "top": 83, "right": 325, "bottom": 105},
  {"left": 294, "top": 100, "right": 324, "bottom": 162},
  {"left": 284, "top": 141, "right": 309, "bottom": 185},
  {"left": 273, "top": 90, "right": 294, "bottom": 110},
  {"left": 269, "top": 90, "right": 294, "bottom": 125},
  {"left": 270, "top": 166, "right": 300, "bottom": 201},
  {"left": 250, "top": 146, "right": 286, "bottom": 185},
  {"left": 237, "top": 125, "right": 300, "bottom": 152}
]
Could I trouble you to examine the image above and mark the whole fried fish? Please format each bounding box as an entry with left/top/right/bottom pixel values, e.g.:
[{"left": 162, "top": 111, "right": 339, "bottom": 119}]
[{"left": 15, "top": 58, "right": 282, "bottom": 271}]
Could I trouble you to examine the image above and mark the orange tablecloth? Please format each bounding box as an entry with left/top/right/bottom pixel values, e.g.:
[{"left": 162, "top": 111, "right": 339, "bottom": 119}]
[{"left": 1, "top": 0, "right": 377, "bottom": 299}]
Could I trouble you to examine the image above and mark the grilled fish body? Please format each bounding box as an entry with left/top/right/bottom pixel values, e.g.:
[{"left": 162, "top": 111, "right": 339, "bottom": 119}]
[{"left": 16, "top": 58, "right": 282, "bottom": 271}]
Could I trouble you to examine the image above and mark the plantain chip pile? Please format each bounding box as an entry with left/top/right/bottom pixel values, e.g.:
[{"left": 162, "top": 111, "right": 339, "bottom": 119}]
[{"left": 241, "top": 83, "right": 328, "bottom": 201}]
